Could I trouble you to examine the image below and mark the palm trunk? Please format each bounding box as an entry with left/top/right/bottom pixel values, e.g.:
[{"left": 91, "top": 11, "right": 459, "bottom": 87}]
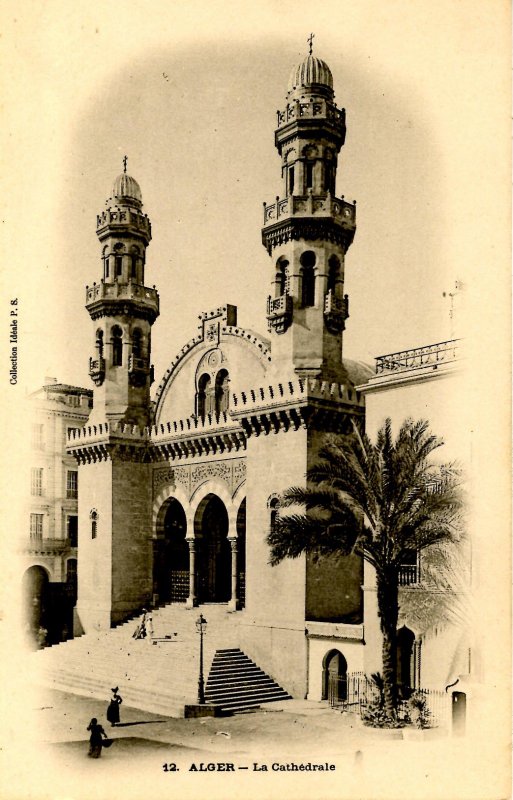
[{"left": 377, "top": 569, "right": 399, "bottom": 720}]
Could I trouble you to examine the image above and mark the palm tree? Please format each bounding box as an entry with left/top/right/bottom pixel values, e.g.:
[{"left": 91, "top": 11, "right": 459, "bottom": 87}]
[{"left": 267, "top": 418, "right": 463, "bottom": 720}]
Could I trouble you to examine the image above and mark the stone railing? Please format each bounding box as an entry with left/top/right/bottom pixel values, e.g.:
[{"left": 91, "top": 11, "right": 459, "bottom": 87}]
[
  {"left": 85, "top": 281, "right": 159, "bottom": 308},
  {"left": 96, "top": 208, "right": 151, "bottom": 236},
  {"left": 263, "top": 193, "right": 356, "bottom": 226},
  {"left": 276, "top": 99, "right": 345, "bottom": 129},
  {"left": 398, "top": 564, "right": 419, "bottom": 586},
  {"left": 375, "top": 340, "right": 460, "bottom": 374}
]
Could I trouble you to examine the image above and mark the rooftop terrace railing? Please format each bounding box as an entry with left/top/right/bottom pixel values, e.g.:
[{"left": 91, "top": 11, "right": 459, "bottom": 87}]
[{"left": 375, "top": 340, "right": 460, "bottom": 375}]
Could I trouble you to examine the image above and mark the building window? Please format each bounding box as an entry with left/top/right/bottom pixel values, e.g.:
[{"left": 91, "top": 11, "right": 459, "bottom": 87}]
[
  {"left": 288, "top": 166, "right": 295, "bottom": 195},
  {"left": 215, "top": 369, "right": 230, "bottom": 416},
  {"left": 132, "top": 328, "right": 142, "bottom": 358},
  {"left": 31, "top": 424, "right": 44, "bottom": 449},
  {"left": 30, "top": 514, "right": 43, "bottom": 542},
  {"left": 105, "top": 257, "right": 110, "bottom": 278},
  {"left": 67, "top": 515, "right": 78, "bottom": 547},
  {"left": 112, "top": 326, "right": 123, "bottom": 366},
  {"left": 275, "top": 257, "right": 289, "bottom": 297},
  {"left": 300, "top": 251, "right": 316, "bottom": 307},
  {"left": 398, "top": 549, "right": 420, "bottom": 585},
  {"left": 90, "top": 509, "right": 98, "bottom": 539},
  {"left": 268, "top": 495, "right": 281, "bottom": 535},
  {"left": 130, "top": 247, "right": 140, "bottom": 280},
  {"left": 31, "top": 468, "right": 43, "bottom": 496},
  {"left": 327, "top": 255, "right": 340, "bottom": 293},
  {"left": 66, "top": 470, "right": 78, "bottom": 499},
  {"left": 115, "top": 255, "right": 123, "bottom": 277},
  {"left": 197, "top": 373, "right": 211, "bottom": 421},
  {"left": 306, "top": 162, "right": 314, "bottom": 189}
]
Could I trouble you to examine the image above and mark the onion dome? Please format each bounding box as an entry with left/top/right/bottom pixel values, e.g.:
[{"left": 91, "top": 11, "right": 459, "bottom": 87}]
[
  {"left": 111, "top": 172, "right": 143, "bottom": 205},
  {"left": 288, "top": 54, "right": 333, "bottom": 94}
]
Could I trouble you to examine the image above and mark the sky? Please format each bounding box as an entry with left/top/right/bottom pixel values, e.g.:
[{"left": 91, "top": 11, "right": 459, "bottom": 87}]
[{"left": 1, "top": 0, "right": 510, "bottom": 393}]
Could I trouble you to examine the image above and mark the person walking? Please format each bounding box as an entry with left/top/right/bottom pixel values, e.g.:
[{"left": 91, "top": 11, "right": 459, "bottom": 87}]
[
  {"left": 87, "top": 718, "right": 108, "bottom": 758},
  {"left": 132, "top": 608, "right": 147, "bottom": 639},
  {"left": 106, "top": 687, "right": 122, "bottom": 726}
]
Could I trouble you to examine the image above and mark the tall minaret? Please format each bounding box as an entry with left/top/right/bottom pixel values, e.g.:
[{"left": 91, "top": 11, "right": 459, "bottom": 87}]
[
  {"left": 86, "top": 161, "right": 159, "bottom": 426},
  {"left": 262, "top": 43, "right": 356, "bottom": 382}
]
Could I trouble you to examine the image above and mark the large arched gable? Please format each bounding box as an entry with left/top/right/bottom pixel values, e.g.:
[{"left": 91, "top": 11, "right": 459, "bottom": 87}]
[{"left": 154, "top": 313, "right": 271, "bottom": 425}]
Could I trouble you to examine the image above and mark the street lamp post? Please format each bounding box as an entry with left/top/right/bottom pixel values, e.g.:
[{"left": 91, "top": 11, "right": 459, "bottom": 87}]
[{"left": 196, "top": 613, "right": 207, "bottom": 704}]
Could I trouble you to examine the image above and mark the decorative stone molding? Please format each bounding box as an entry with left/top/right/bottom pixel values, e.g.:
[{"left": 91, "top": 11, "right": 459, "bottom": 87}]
[{"left": 152, "top": 458, "right": 246, "bottom": 500}]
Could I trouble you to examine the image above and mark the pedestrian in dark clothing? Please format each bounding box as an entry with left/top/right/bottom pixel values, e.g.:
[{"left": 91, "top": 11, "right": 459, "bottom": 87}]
[
  {"left": 106, "top": 687, "right": 123, "bottom": 726},
  {"left": 87, "top": 718, "right": 108, "bottom": 758}
]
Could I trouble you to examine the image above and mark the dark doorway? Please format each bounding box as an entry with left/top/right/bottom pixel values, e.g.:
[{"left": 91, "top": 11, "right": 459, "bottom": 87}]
[
  {"left": 153, "top": 499, "right": 189, "bottom": 604},
  {"left": 396, "top": 626, "right": 415, "bottom": 699},
  {"left": 22, "top": 566, "right": 50, "bottom": 646},
  {"left": 195, "top": 494, "right": 230, "bottom": 603},
  {"left": 236, "top": 499, "right": 246, "bottom": 608},
  {"left": 323, "top": 649, "right": 348, "bottom": 703},
  {"left": 452, "top": 691, "right": 466, "bottom": 736}
]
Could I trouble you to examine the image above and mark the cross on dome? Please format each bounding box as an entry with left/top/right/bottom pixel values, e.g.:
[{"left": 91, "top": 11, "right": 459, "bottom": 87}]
[{"left": 307, "top": 32, "right": 315, "bottom": 55}]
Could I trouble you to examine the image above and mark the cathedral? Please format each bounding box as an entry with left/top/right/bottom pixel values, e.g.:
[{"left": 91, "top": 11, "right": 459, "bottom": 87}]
[{"left": 53, "top": 46, "right": 468, "bottom": 706}]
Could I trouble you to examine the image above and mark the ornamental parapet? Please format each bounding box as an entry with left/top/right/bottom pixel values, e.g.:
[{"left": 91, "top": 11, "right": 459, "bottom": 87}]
[
  {"left": 276, "top": 97, "right": 346, "bottom": 128},
  {"left": 230, "top": 377, "right": 364, "bottom": 436},
  {"left": 96, "top": 207, "right": 151, "bottom": 241},
  {"left": 375, "top": 340, "right": 460, "bottom": 375},
  {"left": 263, "top": 193, "right": 356, "bottom": 227},
  {"left": 151, "top": 412, "right": 245, "bottom": 460},
  {"left": 85, "top": 281, "right": 159, "bottom": 309}
]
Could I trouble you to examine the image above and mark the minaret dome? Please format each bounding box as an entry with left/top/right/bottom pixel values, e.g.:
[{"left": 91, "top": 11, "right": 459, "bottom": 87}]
[
  {"left": 110, "top": 172, "right": 143, "bottom": 208},
  {"left": 287, "top": 54, "right": 334, "bottom": 96}
]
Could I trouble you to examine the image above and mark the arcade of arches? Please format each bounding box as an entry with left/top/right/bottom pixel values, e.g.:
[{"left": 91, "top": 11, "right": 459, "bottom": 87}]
[
  {"left": 23, "top": 561, "right": 77, "bottom": 647},
  {"left": 153, "top": 494, "right": 245, "bottom": 610}
]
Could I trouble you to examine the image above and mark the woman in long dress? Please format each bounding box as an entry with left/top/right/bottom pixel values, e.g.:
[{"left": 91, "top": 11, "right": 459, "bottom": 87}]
[
  {"left": 87, "top": 718, "right": 108, "bottom": 758},
  {"left": 106, "top": 687, "right": 122, "bottom": 726}
]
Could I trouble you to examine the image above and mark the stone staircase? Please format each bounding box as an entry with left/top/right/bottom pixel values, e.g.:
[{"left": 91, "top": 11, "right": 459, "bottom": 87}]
[
  {"left": 206, "top": 648, "right": 291, "bottom": 713},
  {"left": 29, "top": 604, "right": 288, "bottom": 717}
]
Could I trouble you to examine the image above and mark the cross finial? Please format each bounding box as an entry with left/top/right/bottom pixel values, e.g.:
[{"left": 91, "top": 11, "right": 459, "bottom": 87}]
[
  {"left": 307, "top": 32, "right": 315, "bottom": 55},
  {"left": 123, "top": 155, "right": 128, "bottom": 174}
]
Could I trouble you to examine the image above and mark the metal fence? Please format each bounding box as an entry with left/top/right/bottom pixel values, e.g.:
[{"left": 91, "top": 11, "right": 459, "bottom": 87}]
[{"left": 329, "top": 672, "right": 451, "bottom": 728}]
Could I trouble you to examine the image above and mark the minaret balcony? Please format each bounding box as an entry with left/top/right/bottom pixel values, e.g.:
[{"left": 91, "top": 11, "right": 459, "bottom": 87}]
[
  {"left": 324, "top": 291, "right": 349, "bottom": 333},
  {"left": 128, "top": 354, "right": 154, "bottom": 386},
  {"left": 276, "top": 99, "right": 345, "bottom": 130},
  {"left": 85, "top": 281, "right": 160, "bottom": 321},
  {"left": 267, "top": 293, "right": 293, "bottom": 334},
  {"left": 96, "top": 207, "right": 152, "bottom": 241},
  {"left": 263, "top": 194, "right": 356, "bottom": 228},
  {"left": 89, "top": 356, "right": 106, "bottom": 386}
]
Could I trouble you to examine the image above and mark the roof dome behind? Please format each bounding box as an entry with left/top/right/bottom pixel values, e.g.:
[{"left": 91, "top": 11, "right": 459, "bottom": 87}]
[
  {"left": 288, "top": 54, "right": 334, "bottom": 93},
  {"left": 112, "top": 173, "right": 142, "bottom": 204}
]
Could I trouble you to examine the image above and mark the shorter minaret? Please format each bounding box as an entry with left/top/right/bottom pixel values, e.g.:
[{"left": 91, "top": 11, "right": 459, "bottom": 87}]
[{"left": 86, "top": 160, "right": 159, "bottom": 426}]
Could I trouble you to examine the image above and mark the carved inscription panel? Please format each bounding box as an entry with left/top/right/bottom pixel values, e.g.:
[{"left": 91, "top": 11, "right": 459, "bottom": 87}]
[{"left": 153, "top": 458, "right": 246, "bottom": 499}]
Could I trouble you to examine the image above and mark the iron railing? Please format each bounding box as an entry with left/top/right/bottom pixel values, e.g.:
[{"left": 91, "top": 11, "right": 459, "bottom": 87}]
[{"left": 375, "top": 340, "right": 460, "bottom": 374}]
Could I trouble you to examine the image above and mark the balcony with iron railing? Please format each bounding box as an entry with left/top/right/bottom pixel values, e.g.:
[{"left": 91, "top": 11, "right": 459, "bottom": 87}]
[
  {"left": 398, "top": 564, "right": 419, "bottom": 586},
  {"left": 375, "top": 340, "right": 460, "bottom": 375},
  {"left": 26, "top": 537, "right": 76, "bottom": 553}
]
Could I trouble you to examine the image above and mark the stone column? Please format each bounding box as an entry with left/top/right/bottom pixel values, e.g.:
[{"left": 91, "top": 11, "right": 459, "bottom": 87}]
[
  {"left": 186, "top": 539, "right": 197, "bottom": 608},
  {"left": 228, "top": 537, "right": 238, "bottom": 611}
]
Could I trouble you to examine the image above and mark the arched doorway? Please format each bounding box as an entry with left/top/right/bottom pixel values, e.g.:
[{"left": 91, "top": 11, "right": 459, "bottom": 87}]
[
  {"left": 322, "top": 649, "right": 348, "bottom": 703},
  {"left": 22, "top": 566, "right": 50, "bottom": 646},
  {"left": 195, "top": 494, "right": 230, "bottom": 603},
  {"left": 396, "top": 626, "right": 415, "bottom": 699},
  {"left": 236, "top": 498, "right": 246, "bottom": 608},
  {"left": 153, "top": 498, "right": 189, "bottom": 604}
]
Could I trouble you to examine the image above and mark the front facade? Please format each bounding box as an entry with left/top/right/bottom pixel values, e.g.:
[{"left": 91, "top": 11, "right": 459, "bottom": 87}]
[{"left": 66, "top": 49, "right": 467, "bottom": 702}]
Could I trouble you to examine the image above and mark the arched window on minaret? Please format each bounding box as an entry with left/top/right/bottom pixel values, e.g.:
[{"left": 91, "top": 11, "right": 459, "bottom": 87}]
[
  {"left": 112, "top": 325, "right": 123, "bottom": 366},
  {"left": 215, "top": 369, "right": 230, "bottom": 416},
  {"left": 327, "top": 255, "right": 341, "bottom": 293},
  {"left": 197, "top": 373, "right": 211, "bottom": 421},
  {"left": 114, "top": 243, "right": 124, "bottom": 278},
  {"left": 130, "top": 246, "right": 140, "bottom": 281},
  {"left": 102, "top": 246, "right": 109, "bottom": 279},
  {"left": 300, "top": 251, "right": 316, "bottom": 307},
  {"left": 95, "top": 329, "right": 104, "bottom": 358},
  {"left": 288, "top": 166, "right": 295, "bottom": 196},
  {"left": 132, "top": 328, "right": 142, "bottom": 359},
  {"left": 275, "top": 257, "right": 289, "bottom": 298}
]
